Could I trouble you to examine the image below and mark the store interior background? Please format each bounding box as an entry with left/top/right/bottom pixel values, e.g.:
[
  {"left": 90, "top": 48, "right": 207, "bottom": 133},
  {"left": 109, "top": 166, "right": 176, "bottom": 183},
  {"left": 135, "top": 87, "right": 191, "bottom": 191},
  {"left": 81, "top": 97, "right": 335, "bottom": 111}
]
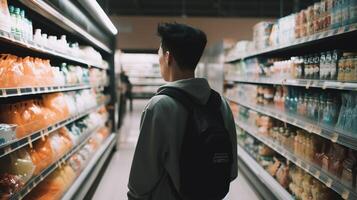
[{"left": 1, "top": 0, "right": 356, "bottom": 199}]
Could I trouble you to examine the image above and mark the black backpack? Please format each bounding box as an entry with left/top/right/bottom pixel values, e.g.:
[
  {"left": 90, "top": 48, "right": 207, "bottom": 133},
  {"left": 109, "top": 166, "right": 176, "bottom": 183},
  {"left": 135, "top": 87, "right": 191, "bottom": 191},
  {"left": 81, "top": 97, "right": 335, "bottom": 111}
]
[{"left": 156, "top": 87, "right": 233, "bottom": 200}]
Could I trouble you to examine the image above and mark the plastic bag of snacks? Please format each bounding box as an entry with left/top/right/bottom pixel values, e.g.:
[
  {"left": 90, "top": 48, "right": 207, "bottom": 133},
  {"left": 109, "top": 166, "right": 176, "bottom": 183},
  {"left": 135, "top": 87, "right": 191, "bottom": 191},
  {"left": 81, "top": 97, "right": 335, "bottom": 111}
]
[
  {"left": 29, "top": 137, "right": 54, "bottom": 175},
  {"left": 0, "top": 148, "right": 35, "bottom": 183},
  {"left": 42, "top": 93, "right": 70, "bottom": 122},
  {"left": 25, "top": 164, "right": 76, "bottom": 200}
]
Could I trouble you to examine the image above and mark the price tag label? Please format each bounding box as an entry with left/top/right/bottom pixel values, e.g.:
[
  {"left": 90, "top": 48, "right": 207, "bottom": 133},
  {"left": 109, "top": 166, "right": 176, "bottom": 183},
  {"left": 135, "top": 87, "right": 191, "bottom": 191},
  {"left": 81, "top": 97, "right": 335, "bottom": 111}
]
[
  {"left": 4, "top": 147, "right": 11, "bottom": 154},
  {"left": 331, "top": 133, "right": 339, "bottom": 143},
  {"left": 28, "top": 137, "right": 33, "bottom": 149},
  {"left": 306, "top": 81, "right": 311, "bottom": 89},
  {"left": 342, "top": 190, "right": 350, "bottom": 200},
  {"left": 40, "top": 131, "right": 45, "bottom": 141},
  {"left": 325, "top": 178, "right": 333, "bottom": 188},
  {"left": 315, "top": 170, "right": 321, "bottom": 178}
]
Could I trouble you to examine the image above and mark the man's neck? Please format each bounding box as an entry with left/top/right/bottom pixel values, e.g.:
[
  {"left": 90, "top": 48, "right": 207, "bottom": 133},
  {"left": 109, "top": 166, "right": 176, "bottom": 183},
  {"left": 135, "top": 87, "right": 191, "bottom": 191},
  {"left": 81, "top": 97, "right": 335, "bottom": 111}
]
[{"left": 169, "top": 71, "right": 195, "bottom": 82}]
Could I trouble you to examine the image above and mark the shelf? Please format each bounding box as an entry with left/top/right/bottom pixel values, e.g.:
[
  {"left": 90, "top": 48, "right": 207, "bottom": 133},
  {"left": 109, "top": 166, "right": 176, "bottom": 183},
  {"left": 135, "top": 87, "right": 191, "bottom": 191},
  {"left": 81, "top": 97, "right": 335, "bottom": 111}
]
[
  {"left": 0, "top": 97, "right": 110, "bottom": 158},
  {"left": 61, "top": 133, "right": 116, "bottom": 200},
  {"left": 237, "top": 144, "right": 293, "bottom": 200},
  {"left": 227, "top": 96, "right": 357, "bottom": 150},
  {"left": 18, "top": 0, "right": 112, "bottom": 54},
  {"left": 0, "top": 31, "right": 108, "bottom": 70},
  {"left": 226, "top": 23, "right": 357, "bottom": 63},
  {"left": 225, "top": 76, "right": 357, "bottom": 91},
  {"left": 0, "top": 83, "right": 107, "bottom": 98},
  {"left": 9, "top": 124, "right": 104, "bottom": 200},
  {"left": 235, "top": 119, "right": 357, "bottom": 200}
]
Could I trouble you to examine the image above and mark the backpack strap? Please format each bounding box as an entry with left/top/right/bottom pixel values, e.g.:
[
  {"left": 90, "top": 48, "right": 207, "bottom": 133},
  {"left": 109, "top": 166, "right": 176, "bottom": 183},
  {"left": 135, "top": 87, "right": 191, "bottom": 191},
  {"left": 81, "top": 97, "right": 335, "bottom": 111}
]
[{"left": 156, "top": 87, "right": 195, "bottom": 111}]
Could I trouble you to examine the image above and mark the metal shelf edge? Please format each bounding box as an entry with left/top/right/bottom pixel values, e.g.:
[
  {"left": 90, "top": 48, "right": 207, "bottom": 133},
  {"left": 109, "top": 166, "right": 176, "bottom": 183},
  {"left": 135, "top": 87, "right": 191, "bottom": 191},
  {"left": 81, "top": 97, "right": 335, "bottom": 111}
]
[
  {"left": 0, "top": 84, "right": 108, "bottom": 98},
  {"left": 225, "top": 77, "right": 357, "bottom": 91}
]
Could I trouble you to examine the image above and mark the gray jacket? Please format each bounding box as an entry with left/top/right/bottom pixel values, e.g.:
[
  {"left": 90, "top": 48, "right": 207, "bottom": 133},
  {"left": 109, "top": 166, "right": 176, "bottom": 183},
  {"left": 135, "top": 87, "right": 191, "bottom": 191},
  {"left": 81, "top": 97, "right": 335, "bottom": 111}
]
[{"left": 128, "top": 78, "right": 238, "bottom": 200}]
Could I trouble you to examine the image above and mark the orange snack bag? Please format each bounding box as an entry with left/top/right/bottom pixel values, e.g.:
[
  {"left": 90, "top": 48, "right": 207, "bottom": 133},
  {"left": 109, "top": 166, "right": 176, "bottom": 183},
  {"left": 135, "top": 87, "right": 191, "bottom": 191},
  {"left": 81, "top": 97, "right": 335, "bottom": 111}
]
[
  {"left": 29, "top": 137, "right": 54, "bottom": 175},
  {"left": 42, "top": 93, "right": 70, "bottom": 122}
]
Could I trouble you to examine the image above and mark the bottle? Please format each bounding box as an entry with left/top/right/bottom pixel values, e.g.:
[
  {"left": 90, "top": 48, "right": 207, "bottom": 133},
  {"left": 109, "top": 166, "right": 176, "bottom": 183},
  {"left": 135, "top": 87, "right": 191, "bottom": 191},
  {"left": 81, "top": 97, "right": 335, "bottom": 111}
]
[
  {"left": 14, "top": 7, "right": 21, "bottom": 39},
  {"left": 320, "top": 53, "right": 326, "bottom": 80},
  {"left": 8, "top": 5, "right": 15, "bottom": 36},
  {"left": 350, "top": 0, "right": 357, "bottom": 24},
  {"left": 341, "top": 0, "right": 350, "bottom": 26},
  {"left": 314, "top": 54, "right": 320, "bottom": 79},
  {"left": 325, "top": 51, "right": 332, "bottom": 79},
  {"left": 331, "top": 50, "right": 340, "bottom": 80},
  {"left": 20, "top": 10, "right": 25, "bottom": 40}
]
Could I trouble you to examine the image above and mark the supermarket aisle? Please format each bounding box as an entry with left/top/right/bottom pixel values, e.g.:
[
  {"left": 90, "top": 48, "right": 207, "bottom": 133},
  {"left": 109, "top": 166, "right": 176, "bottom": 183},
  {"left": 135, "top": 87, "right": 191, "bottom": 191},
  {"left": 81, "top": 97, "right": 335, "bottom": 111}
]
[{"left": 93, "top": 100, "right": 260, "bottom": 200}]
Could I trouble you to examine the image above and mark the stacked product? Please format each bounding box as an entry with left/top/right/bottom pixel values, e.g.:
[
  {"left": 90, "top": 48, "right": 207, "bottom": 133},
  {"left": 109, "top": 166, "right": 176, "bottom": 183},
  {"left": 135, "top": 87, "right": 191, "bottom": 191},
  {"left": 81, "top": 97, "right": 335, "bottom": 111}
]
[
  {"left": 227, "top": 0, "right": 357, "bottom": 58},
  {"left": 0, "top": 2, "right": 106, "bottom": 67},
  {"left": 237, "top": 129, "right": 341, "bottom": 200},
  {"left": 0, "top": 89, "right": 106, "bottom": 144},
  {"left": 230, "top": 84, "right": 357, "bottom": 133},
  {"left": 25, "top": 127, "right": 110, "bottom": 200},
  {"left": 0, "top": 108, "right": 108, "bottom": 199},
  {"left": 230, "top": 50, "right": 357, "bottom": 81},
  {"left": 0, "top": 54, "right": 108, "bottom": 88},
  {"left": 236, "top": 103, "right": 357, "bottom": 190}
]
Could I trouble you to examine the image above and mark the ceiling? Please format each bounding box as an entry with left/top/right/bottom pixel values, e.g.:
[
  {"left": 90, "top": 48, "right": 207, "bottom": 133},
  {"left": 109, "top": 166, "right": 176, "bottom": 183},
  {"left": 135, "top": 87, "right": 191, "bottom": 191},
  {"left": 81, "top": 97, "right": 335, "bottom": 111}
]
[{"left": 98, "top": 0, "right": 314, "bottom": 18}]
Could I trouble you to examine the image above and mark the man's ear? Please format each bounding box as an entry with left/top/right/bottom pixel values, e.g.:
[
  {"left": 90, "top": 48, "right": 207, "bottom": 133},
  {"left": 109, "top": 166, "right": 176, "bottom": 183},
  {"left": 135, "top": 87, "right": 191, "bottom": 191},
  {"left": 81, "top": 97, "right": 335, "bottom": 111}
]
[{"left": 165, "top": 51, "right": 171, "bottom": 66}]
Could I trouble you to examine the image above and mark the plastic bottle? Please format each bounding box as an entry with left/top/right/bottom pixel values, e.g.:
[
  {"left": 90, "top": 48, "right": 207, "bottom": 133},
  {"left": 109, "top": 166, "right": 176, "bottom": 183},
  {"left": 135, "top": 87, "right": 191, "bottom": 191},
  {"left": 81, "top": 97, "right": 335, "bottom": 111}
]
[
  {"left": 20, "top": 10, "right": 25, "bottom": 40},
  {"left": 8, "top": 5, "right": 16, "bottom": 36},
  {"left": 331, "top": 50, "right": 340, "bottom": 80},
  {"left": 14, "top": 8, "right": 21, "bottom": 39},
  {"left": 341, "top": 0, "right": 350, "bottom": 26},
  {"left": 319, "top": 53, "right": 325, "bottom": 80},
  {"left": 350, "top": 0, "right": 357, "bottom": 24}
]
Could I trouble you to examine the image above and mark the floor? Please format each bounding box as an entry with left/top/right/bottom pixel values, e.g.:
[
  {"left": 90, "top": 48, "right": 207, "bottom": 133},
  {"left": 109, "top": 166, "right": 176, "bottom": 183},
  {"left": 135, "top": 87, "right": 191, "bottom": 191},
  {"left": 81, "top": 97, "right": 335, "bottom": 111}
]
[{"left": 93, "top": 100, "right": 261, "bottom": 200}]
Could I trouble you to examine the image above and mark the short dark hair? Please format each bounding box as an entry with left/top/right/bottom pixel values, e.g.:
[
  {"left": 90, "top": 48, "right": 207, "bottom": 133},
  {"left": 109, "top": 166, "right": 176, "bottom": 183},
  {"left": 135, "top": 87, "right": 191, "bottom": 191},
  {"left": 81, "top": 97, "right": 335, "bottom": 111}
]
[{"left": 157, "top": 23, "right": 207, "bottom": 70}]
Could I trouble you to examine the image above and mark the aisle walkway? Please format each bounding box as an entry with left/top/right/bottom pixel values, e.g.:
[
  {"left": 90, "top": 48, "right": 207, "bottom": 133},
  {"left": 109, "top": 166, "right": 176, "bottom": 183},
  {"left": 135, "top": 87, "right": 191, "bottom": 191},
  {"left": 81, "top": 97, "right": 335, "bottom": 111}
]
[{"left": 93, "top": 100, "right": 260, "bottom": 200}]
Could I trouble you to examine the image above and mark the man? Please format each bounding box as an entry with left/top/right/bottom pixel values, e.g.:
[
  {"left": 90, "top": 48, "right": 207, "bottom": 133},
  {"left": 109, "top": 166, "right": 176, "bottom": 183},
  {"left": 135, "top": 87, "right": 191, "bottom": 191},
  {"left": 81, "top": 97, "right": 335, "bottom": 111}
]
[{"left": 128, "top": 23, "right": 237, "bottom": 200}]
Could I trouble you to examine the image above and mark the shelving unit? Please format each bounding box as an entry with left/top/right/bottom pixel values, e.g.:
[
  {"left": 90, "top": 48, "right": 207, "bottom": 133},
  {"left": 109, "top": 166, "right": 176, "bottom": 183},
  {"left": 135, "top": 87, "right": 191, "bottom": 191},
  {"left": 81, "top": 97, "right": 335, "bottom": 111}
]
[
  {"left": 0, "top": 31, "right": 108, "bottom": 70},
  {"left": 18, "top": 0, "right": 112, "bottom": 54},
  {"left": 226, "top": 23, "right": 357, "bottom": 63},
  {"left": 237, "top": 144, "right": 293, "bottom": 200},
  {"left": 9, "top": 124, "right": 104, "bottom": 200},
  {"left": 0, "top": 97, "right": 109, "bottom": 158},
  {"left": 222, "top": 3, "right": 357, "bottom": 199},
  {"left": 0, "top": 0, "right": 117, "bottom": 199},
  {"left": 226, "top": 76, "right": 357, "bottom": 91},
  {"left": 227, "top": 96, "right": 357, "bottom": 150},
  {"left": 235, "top": 119, "right": 357, "bottom": 200}
]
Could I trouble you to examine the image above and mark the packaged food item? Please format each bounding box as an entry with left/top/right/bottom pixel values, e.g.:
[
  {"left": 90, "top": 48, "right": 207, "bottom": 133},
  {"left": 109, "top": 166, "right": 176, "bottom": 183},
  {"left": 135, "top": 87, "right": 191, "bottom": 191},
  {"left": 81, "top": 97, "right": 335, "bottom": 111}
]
[
  {"left": 258, "top": 144, "right": 275, "bottom": 156},
  {"left": 0, "top": 124, "right": 16, "bottom": 146},
  {"left": 0, "top": 173, "right": 23, "bottom": 198},
  {"left": 0, "top": 148, "right": 35, "bottom": 184},
  {"left": 268, "top": 158, "right": 281, "bottom": 177},
  {"left": 42, "top": 93, "right": 70, "bottom": 122},
  {"left": 276, "top": 163, "right": 290, "bottom": 189},
  {"left": 0, "top": 0, "right": 11, "bottom": 33},
  {"left": 29, "top": 137, "right": 54, "bottom": 175},
  {"left": 341, "top": 149, "right": 357, "bottom": 187}
]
